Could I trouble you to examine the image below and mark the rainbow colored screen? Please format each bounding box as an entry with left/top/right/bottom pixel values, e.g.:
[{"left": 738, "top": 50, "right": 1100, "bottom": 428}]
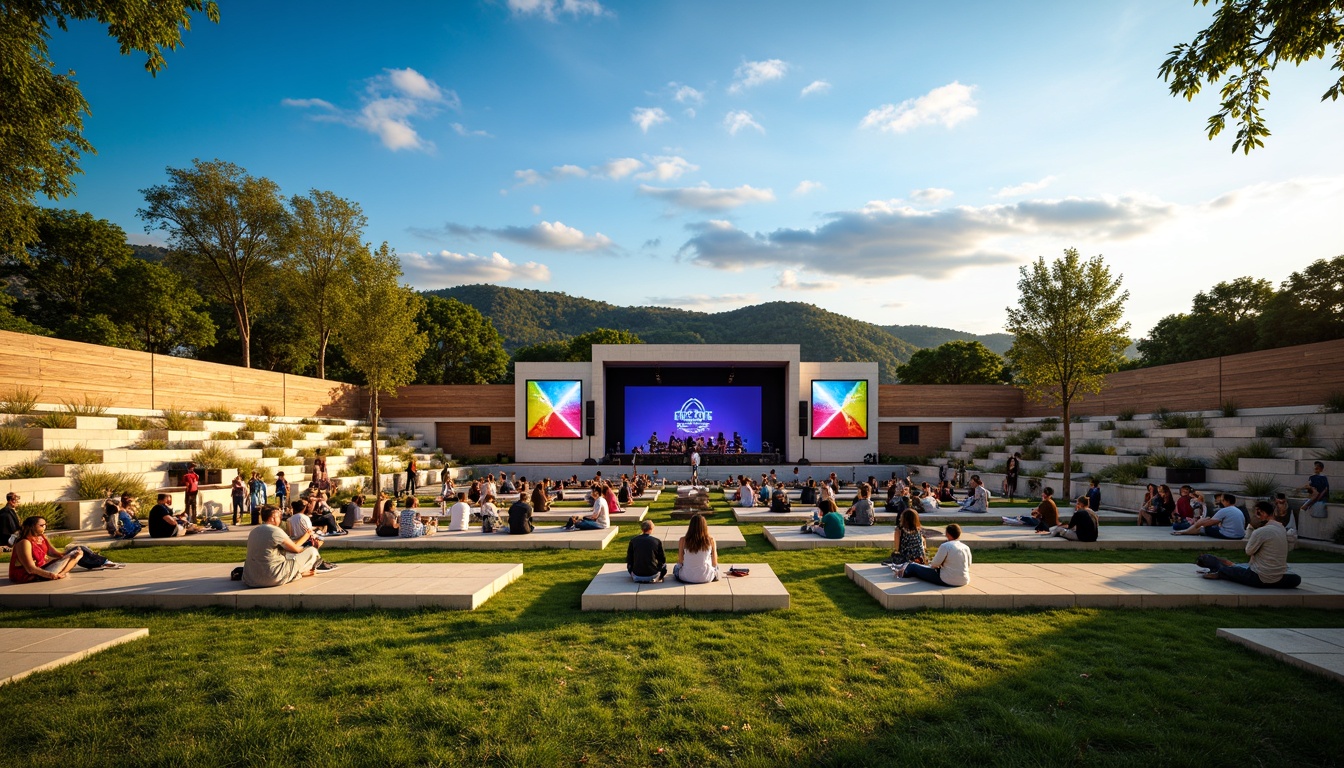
[
  {"left": 811, "top": 380, "right": 869, "bottom": 439},
  {"left": 526, "top": 380, "right": 583, "bottom": 439}
]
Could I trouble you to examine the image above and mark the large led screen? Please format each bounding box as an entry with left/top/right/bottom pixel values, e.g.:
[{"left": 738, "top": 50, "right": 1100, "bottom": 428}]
[
  {"left": 811, "top": 380, "right": 869, "bottom": 439},
  {"left": 625, "top": 386, "right": 762, "bottom": 451},
  {"left": 526, "top": 380, "right": 583, "bottom": 439}
]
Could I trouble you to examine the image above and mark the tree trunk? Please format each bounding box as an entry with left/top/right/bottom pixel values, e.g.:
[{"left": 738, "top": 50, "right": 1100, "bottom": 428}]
[
  {"left": 317, "top": 329, "right": 329, "bottom": 380},
  {"left": 234, "top": 300, "right": 251, "bottom": 369},
  {"left": 1061, "top": 400, "right": 1072, "bottom": 499},
  {"left": 370, "top": 388, "right": 380, "bottom": 501}
]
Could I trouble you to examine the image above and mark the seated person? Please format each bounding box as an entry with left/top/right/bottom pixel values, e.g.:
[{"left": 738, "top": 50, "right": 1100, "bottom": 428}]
[
  {"left": 885, "top": 484, "right": 910, "bottom": 515},
  {"left": 1002, "top": 486, "right": 1059, "bottom": 533},
  {"left": 769, "top": 488, "right": 792, "bottom": 514},
  {"left": 242, "top": 505, "right": 333, "bottom": 588},
  {"left": 626, "top": 520, "right": 667, "bottom": 582},
  {"left": 506, "top": 491, "right": 534, "bottom": 535},
  {"left": 1050, "top": 495, "right": 1099, "bottom": 542},
  {"left": 308, "top": 493, "right": 345, "bottom": 535},
  {"left": 1136, "top": 483, "right": 1161, "bottom": 526},
  {"left": 479, "top": 494, "right": 502, "bottom": 533},
  {"left": 957, "top": 475, "right": 990, "bottom": 513},
  {"left": 564, "top": 484, "right": 610, "bottom": 530},
  {"left": 756, "top": 481, "right": 772, "bottom": 506},
  {"left": 882, "top": 508, "right": 927, "bottom": 567},
  {"left": 893, "top": 524, "right": 971, "bottom": 587},
  {"left": 399, "top": 497, "right": 437, "bottom": 538},
  {"left": 1, "top": 492, "right": 24, "bottom": 550},
  {"left": 1268, "top": 492, "right": 1299, "bottom": 545},
  {"left": 799, "top": 479, "right": 819, "bottom": 505},
  {"left": 445, "top": 492, "right": 470, "bottom": 532},
  {"left": 1295, "top": 460, "right": 1330, "bottom": 519},
  {"left": 147, "top": 493, "right": 202, "bottom": 538},
  {"left": 846, "top": 483, "right": 877, "bottom": 526},
  {"left": 1086, "top": 479, "right": 1102, "bottom": 512},
  {"left": 673, "top": 514, "right": 718, "bottom": 583},
  {"left": 937, "top": 480, "right": 956, "bottom": 502},
  {"left": 9, "top": 515, "right": 123, "bottom": 583},
  {"left": 1199, "top": 501, "right": 1301, "bottom": 588},
  {"left": 1173, "top": 493, "right": 1246, "bottom": 539},
  {"left": 341, "top": 494, "right": 364, "bottom": 530},
  {"left": 736, "top": 481, "right": 757, "bottom": 508},
  {"left": 374, "top": 499, "right": 399, "bottom": 537},
  {"left": 918, "top": 488, "right": 939, "bottom": 515},
  {"left": 803, "top": 500, "right": 846, "bottom": 539},
  {"left": 1171, "top": 485, "right": 1196, "bottom": 530},
  {"left": 288, "top": 500, "right": 317, "bottom": 541}
]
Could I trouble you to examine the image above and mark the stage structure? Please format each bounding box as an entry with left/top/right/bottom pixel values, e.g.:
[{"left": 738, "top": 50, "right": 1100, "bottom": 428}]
[{"left": 514, "top": 344, "right": 878, "bottom": 465}]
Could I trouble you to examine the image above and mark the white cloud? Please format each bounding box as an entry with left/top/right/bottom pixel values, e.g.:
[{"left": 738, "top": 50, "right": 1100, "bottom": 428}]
[
  {"left": 634, "top": 156, "right": 698, "bottom": 181},
  {"left": 645, "top": 293, "right": 757, "bottom": 309},
  {"left": 452, "top": 123, "right": 491, "bottom": 138},
  {"left": 995, "top": 175, "right": 1058, "bottom": 198},
  {"left": 724, "top": 110, "right": 764, "bottom": 135},
  {"left": 595, "top": 157, "right": 644, "bottom": 179},
  {"left": 283, "top": 67, "right": 457, "bottom": 152},
  {"left": 911, "top": 187, "right": 954, "bottom": 204},
  {"left": 638, "top": 183, "right": 775, "bottom": 212},
  {"left": 793, "top": 180, "right": 824, "bottom": 196},
  {"left": 860, "top": 81, "right": 978, "bottom": 134},
  {"left": 670, "top": 83, "right": 704, "bottom": 105},
  {"left": 435, "top": 220, "right": 616, "bottom": 252},
  {"left": 507, "top": 0, "right": 607, "bottom": 20},
  {"left": 729, "top": 59, "right": 788, "bottom": 93},
  {"left": 632, "top": 107, "right": 670, "bottom": 133},
  {"left": 551, "top": 164, "right": 589, "bottom": 180},
  {"left": 677, "top": 194, "right": 1174, "bottom": 278},
  {"left": 513, "top": 157, "right": 648, "bottom": 186},
  {"left": 514, "top": 169, "right": 544, "bottom": 186},
  {"left": 800, "top": 80, "right": 831, "bottom": 97},
  {"left": 531, "top": 204, "right": 542, "bottom": 215},
  {"left": 774, "top": 269, "right": 838, "bottom": 291},
  {"left": 400, "top": 250, "right": 551, "bottom": 288}
]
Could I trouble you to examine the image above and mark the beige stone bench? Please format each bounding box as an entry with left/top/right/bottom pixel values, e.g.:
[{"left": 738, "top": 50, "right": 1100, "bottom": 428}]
[
  {"left": 764, "top": 524, "right": 1261, "bottom": 551},
  {"left": 735, "top": 506, "right": 1132, "bottom": 524},
  {"left": 1217, "top": 628, "right": 1344, "bottom": 684},
  {"left": 581, "top": 563, "right": 788, "bottom": 612},
  {"left": 846, "top": 562, "right": 1344, "bottom": 610},
  {"left": 0, "top": 628, "right": 148, "bottom": 685},
  {"left": 652, "top": 525, "right": 746, "bottom": 549},
  {"left": 77, "top": 525, "right": 620, "bottom": 551},
  {"left": 0, "top": 562, "right": 522, "bottom": 611}
]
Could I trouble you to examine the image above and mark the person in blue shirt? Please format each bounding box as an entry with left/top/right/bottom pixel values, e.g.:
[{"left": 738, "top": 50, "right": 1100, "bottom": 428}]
[
  {"left": 1087, "top": 479, "right": 1102, "bottom": 511},
  {"left": 274, "top": 472, "right": 290, "bottom": 513},
  {"left": 1173, "top": 493, "right": 1245, "bottom": 539},
  {"left": 1296, "top": 461, "right": 1331, "bottom": 518}
]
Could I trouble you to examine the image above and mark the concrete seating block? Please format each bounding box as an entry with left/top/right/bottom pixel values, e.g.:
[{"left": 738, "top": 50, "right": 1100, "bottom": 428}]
[
  {"left": 846, "top": 562, "right": 1344, "bottom": 611},
  {"left": 0, "top": 628, "right": 149, "bottom": 686},
  {"left": 655, "top": 525, "right": 746, "bottom": 549},
  {"left": 581, "top": 563, "right": 788, "bottom": 612},
  {"left": 1218, "top": 628, "right": 1344, "bottom": 684},
  {"left": 0, "top": 562, "right": 522, "bottom": 611},
  {"left": 767, "top": 524, "right": 1263, "bottom": 551},
  {"left": 72, "top": 525, "right": 619, "bottom": 551},
  {"left": 764, "top": 526, "right": 898, "bottom": 550},
  {"left": 529, "top": 506, "right": 648, "bottom": 523},
  {"left": 735, "top": 506, "right": 1131, "bottom": 524}
]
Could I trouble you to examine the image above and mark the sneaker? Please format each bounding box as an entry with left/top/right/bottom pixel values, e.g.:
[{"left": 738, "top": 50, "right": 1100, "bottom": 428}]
[
  {"left": 316, "top": 561, "right": 339, "bottom": 572},
  {"left": 101, "top": 561, "right": 126, "bottom": 570}
]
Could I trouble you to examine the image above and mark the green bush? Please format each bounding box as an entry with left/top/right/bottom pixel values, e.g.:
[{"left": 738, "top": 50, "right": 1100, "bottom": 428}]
[
  {"left": 339, "top": 452, "right": 372, "bottom": 477},
  {"left": 386, "top": 433, "right": 408, "bottom": 448},
  {"left": 210, "top": 430, "right": 240, "bottom": 440},
  {"left": 242, "top": 418, "right": 269, "bottom": 433},
  {"left": 1157, "top": 411, "right": 1192, "bottom": 430},
  {"left": 1187, "top": 426, "right": 1213, "bottom": 438},
  {"left": 160, "top": 407, "right": 203, "bottom": 431},
  {"left": 1221, "top": 401, "right": 1239, "bottom": 417},
  {"left": 29, "top": 412, "right": 75, "bottom": 429},
  {"left": 1021, "top": 445, "right": 1044, "bottom": 461},
  {"left": 270, "top": 426, "right": 304, "bottom": 448},
  {"left": 1042, "top": 435, "right": 1065, "bottom": 447},
  {"left": 1324, "top": 391, "right": 1344, "bottom": 415},
  {"left": 1040, "top": 417, "right": 1060, "bottom": 428},
  {"left": 1074, "top": 441, "right": 1109, "bottom": 455},
  {"left": 258, "top": 405, "right": 278, "bottom": 420},
  {"left": 1094, "top": 460, "right": 1148, "bottom": 485},
  {"left": 1256, "top": 419, "right": 1293, "bottom": 439},
  {"left": 1152, "top": 407, "right": 1172, "bottom": 423},
  {"left": 0, "top": 386, "right": 40, "bottom": 415},
  {"left": 1005, "top": 428, "right": 1041, "bottom": 445},
  {"left": 261, "top": 447, "right": 287, "bottom": 459},
  {"left": 0, "top": 460, "right": 47, "bottom": 480},
  {"left": 60, "top": 396, "right": 108, "bottom": 416},
  {"left": 1144, "top": 451, "right": 1176, "bottom": 468},
  {"left": 1241, "top": 439, "right": 1279, "bottom": 459},
  {"left": 296, "top": 447, "right": 317, "bottom": 458},
  {"left": 1284, "top": 421, "right": 1315, "bottom": 448},
  {"left": 131, "top": 437, "right": 168, "bottom": 450},
  {"left": 1163, "top": 437, "right": 1182, "bottom": 448},
  {"left": 1117, "top": 408, "right": 1136, "bottom": 421},
  {"left": 192, "top": 443, "right": 239, "bottom": 470},
  {"left": 72, "top": 468, "right": 148, "bottom": 501},
  {"left": 1049, "top": 460, "right": 1084, "bottom": 474},
  {"left": 16, "top": 501, "right": 63, "bottom": 529},
  {"left": 1115, "top": 427, "right": 1145, "bottom": 439},
  {"left": 199, "top": 404, "right": 234, "bottom": 422},
  {"left": 1098, "top": 420, "right": 1115, "bottom": 431},
  {"left": 1240, "top": 474, "right": 1279, "bottom": 498},
  {"left": 0, "top": 426, "right": 29, "bottom": 451},
  {"left": 964, "top": 430, "right": 989, "bottom": 439},
  {"left": 1170, "top": 456, "right": 1208, "bottom": 469},
  {"left": 117, "top": 414, "right": 152, "bottom": 430},
  {"left": 42, "top": 444, "right": 100, "bottom": 465},
  {"left": 234, "top": 457, "right": 275, "bottom": 484},
  {"left": 298, "top": 417, "right": 318, "bottom": 425}
]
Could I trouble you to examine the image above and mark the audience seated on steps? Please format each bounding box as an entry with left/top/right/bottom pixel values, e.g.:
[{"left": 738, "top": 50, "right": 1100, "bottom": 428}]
[
  {"left": 627, "top": 520, "right": 667, "bottom": 583},
  {"left": 1171, "top": 485, "right": 1198, "bottom": 530},
  {"left": 1137, "top": 483, "right": 1175, "bottom": 526},
  {"left": 893, "top": 524, "right": 971, "bottom": 587},
  {"left": 882, "top": 508, "right": 928, "bottom": 568},
  {"left": 846, "top": 483, "right": 877, "bottom": 526},
  {"left": 9, "top": 515, "right": 124, "bottom": 583},
  {"left": 1002, "top": 487, "right": 1059, "bottom": 533},
  {"left": 1049, "top": 496, "right": 1100, "bottom": 542},
  {"left": 341, "top": 494, "right": 364, "bottom": 530},
  {"left": 505, "top": 491, "right": 534, "bottom": 535},
  {"left": 1197, "top": 501, "right": 1301, "bottom": 589},
  {"left": 799, "top": 479, "right": 819, "bottom": 505},
  {"left": 1172, "top": 493, "right": 1246, "bottom": 539},
  {"left": 1, "top": 493, "right": 22, "bottom": 550},
  {"left": 803, "top": 500, "right": 846, "bottom": 539},
  {"left": 1269, "top": 493, "right": 1299, "bottom": 545},
  {"left": 149, "top": 493, "right": 203, "bottom": 538},
  {"left": 917, "top": 484, "right": 939, "bottom": 514},
  {"left": 956, "top": 475, "right": 990, "bottom": 513},
  {"left": 885, "top": 482, "right": 911, "bottom": 516},
  {"left": 674, "top": 514, "right": 718, "bottom": 584},
  {"left": 478, "top": 494, "right": 503, "bottom": 533},
  {"left": 242, "top": 505, "right": 335, "bottom": 588}
]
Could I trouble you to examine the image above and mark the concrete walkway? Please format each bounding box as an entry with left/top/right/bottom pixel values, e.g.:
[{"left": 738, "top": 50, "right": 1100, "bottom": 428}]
[
  {"left": 0, "top": 628, "right": 148, "bottom": 685},
  {"left": 1218, "top": 628, "right": 1344, "bottom": 684}
]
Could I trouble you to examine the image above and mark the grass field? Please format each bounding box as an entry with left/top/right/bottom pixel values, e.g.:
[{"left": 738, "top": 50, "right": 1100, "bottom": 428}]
[{"left": 2, "top": 489, "right": 1342, "bottom": 766}]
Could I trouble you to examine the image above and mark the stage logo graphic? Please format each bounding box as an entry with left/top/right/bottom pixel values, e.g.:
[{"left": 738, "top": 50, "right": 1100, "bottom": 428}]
[{"left": 673, "top": 398, "right": 713, "bottom": 434}]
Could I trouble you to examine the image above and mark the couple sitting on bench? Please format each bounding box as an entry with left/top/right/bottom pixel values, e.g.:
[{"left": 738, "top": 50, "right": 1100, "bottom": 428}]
[{"left": 625, "top": 515, "right": 719, "bottom": 584}]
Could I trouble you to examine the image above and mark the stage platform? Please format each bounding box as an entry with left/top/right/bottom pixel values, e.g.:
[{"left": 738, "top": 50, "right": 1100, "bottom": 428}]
[
  {"left": 733, "top": 507, "right": 1133, "bottom": 524},
  {"left": 73, "top": 525, "right": 620, "bottom": 551},
  {"left": 581, "top": 563, "right": 789, "bottom": 611},
  {"left": 606, "top": 453, "right": 783, "bottom": 467},
  {"left": 846, "top": 562, "right": 1344, "bottom": 610},
  {"left": 763, "top": 525, "right": 1267, "bottom": 551},
  {"left": 0, "top": 562, "right": 523, "bottom": 610},
  {"left": 0, "top": 628, "right": 149, "bottom": 686}
]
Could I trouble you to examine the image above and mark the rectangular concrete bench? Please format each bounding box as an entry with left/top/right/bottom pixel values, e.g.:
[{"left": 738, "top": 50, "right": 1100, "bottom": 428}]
[
  {"left": 846, "top": 562, "right": 1344, "bottom": 610},
  {"left": 528, "top": 506, "right": 648, "bottom": 523},
  {"left": 0, "top": 562, "right": 523, "bottom": 610},
  {"left": 735, "top": 507, "right": 1131, "bottom": 524},
  {"left": 78, "top": 525, "right": 620, "bottom": 551},
  {"left": 652, "top": 525, "right": 746, "bottom": 549},
  {"left": 581, "top": 563, "right": 788, "bottom": 612},
  {"left": 0, "top": 628, "right": 148, "bottom": 686},
  {"left": 1217, "top": 628, "right": 1344, "bottom": 684},
  {"left": 764, "top": 524, "right": 1261, "bottom": 551}
]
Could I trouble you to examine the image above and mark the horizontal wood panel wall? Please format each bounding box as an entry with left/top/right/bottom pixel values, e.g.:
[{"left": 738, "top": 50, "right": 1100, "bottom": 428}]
[
  {"left": 878, "top": 385, "right": 1023, "bottom": 418},
  {"left": 372, "top": 385, "right": 516, "bottom": 418},
  {"left": 879, "top": 422, "right": 952, "bottom": 458},
  {"left": 0, "top": 330, "right": 359, "bottom": 418},
  {"left": 1021, "top": 338, "right": 1344, "bottom": 417},
  {"left": 435, "top": 421, "right": 516, "bottom": 460}
]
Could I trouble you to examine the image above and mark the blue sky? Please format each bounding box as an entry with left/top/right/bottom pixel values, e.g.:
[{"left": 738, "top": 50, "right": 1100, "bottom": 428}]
[{"left": 49, "top": 0, "right": 1344, "bottom": 335}]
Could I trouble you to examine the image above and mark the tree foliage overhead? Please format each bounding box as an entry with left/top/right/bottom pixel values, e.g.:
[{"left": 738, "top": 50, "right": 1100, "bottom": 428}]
[
  {"left": 414, "top": 296, "right": 509, "bottom": 385},
  {"left": 1256, "top": 254, "right": 1344, "bottom": 347},
  {"left": 1160, "top": 0, "right": 1344, "bottom": 153},
  {"left": 0, "top": 1, "right": 219, "bottom": 254},
  {"left": 112, "top": 258, "right": 215, "bottom": 355},
  {"left": 894, "top": 340, "right": 1007, "bottom": 385},
  {"left": 4, "top": 208, "right": 129, "bottom": 331},
  {"left": 339, "top": 242, "right": 428, "bottom": 396}
]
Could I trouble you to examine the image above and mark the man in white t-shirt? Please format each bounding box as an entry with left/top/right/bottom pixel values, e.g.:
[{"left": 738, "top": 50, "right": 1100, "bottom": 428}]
[
  {"left": 446, "top": 492, "right": 471, "bottom": 532},
  {"left": 288, "top": 501, "right": 317, "bottom": 540},
  {"left": 566, "top": 483, "right": 610, "bottom": 530},
  {"left": 895, "top": 524, "right": 971, "bottom": 587}
]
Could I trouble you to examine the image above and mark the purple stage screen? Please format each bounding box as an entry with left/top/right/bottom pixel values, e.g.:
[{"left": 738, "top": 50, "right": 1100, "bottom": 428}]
[{"left": 625, "top": 386, "right": 762, "bottom": 452}]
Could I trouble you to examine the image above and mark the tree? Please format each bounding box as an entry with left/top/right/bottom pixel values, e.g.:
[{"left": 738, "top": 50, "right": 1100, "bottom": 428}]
[
  {"left": 1006, "top": 249, "right": 1130, "bottom": 498},
  {"left": 566, "top": 328, "right": 643, "bottom": 361},
  {"left": 1160, "top": 0, "right": 1344, "bottom": 153},
  {"left": 1256, "top": 255, "right": 1344, "bottom": 346},
  {"left": 337, "top": 242, "right": 427, "bottom": 495},
  {"left": 414, "top": 296, "right": 508, "bottom": 385},
  {"left": 0, "top": 280, "right": 49, "bottom": 335},
  {"left": 111, "top": 258, "right": 215, "bottom": 355},
  {"left": 139, "top": 159, "right": 288, "bottom": 368},
  {"left": 894, "top": 340, "right": 1006, "bottom": 384},
  {"left": 2, "top": 208, "right": 130, "bottom": 334},
  {"left": 285, "top": 190, "right": 364, "bottom": 379},
  {"left": 1137, "top": 276, "right": 1275, "bottom": 365},
  {"left": 0, "top": 1, "right": 219, "bottom": 254}
]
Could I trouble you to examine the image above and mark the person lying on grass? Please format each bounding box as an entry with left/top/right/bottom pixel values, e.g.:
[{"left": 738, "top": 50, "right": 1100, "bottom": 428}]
[
  {"left": 1197, "top": 501, "right": 1300, "bottom": 589},
  {"left": 893, "top": 523, "right": 971, "bottom": 587}
]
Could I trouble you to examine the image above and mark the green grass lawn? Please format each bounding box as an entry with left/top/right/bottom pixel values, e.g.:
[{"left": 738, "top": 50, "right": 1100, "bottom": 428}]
[{"left": 2, "top": 490, "right": 1342, "bottom": 766}]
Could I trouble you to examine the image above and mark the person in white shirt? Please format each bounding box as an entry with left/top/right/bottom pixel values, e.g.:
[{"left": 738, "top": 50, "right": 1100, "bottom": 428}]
[
  {"left": 566, "top": 483, "right": 610, "bottom": 530},
  {"left": 288, "top": 501, "right": 317, "bottom": 540},
  {"left": 956, "top": 475, "right": 990, "bottom": 513},
  {"left": 446, "top": 492, "right": 471, "bottom": 532},
  {"left": 1199, "top": 501, "right": 1302, "bottom": 588},
  {"left": 894, "top": 524, "right": 972, "bottom": 587},
  {"left": 690, "top": 450, "right": 701, "bottom": 484},
  {"left": 483, "top": 475, "right": 498, "bottom": 501},
  {"left": 736, "top": 480, "right": 756, "bottom": 508}
]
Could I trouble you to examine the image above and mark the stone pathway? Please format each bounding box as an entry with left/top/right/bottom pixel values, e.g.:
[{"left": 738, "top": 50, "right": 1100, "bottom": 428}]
[{"left": 0, "top": 628, "right": 148, "bottom": 686}]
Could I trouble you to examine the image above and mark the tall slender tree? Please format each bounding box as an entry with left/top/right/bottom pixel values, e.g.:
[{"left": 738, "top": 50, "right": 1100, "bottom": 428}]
[
  {"left": 1006, "top": 248, "right": 1130, "bottom": 498},
  {"left": 285, "top": 190, "right": 364, "bottom": 379},
  {"left": 139, "top": 158, "right": 287, "bottom": 368}
]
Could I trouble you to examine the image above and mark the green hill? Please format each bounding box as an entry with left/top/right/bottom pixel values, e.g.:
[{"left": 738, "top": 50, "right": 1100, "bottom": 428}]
[
  {"left": 881, "top": 324, "right": 1014, "bottom": 355},
  {"left": 430, "top": 285, "right": 994, "bottom": 383}
]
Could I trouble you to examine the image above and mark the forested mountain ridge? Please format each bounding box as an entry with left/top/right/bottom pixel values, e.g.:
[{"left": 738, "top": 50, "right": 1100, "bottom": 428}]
[
  {"left": 881, "top": 324, "right": 1014, "bottom": 355},
  {"left": 427, "top": 284, "right": 988, "bottom": 383}
]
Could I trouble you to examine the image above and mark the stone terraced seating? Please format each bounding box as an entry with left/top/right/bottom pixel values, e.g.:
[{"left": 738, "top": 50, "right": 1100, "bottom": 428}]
[
  {"left": 0, "top": 562, "right": 522, "bottom": 610},
  {"left": 581, "top": 563, "right": 788, "bottom": 612},
  {"left": 763, "top": 524, "right": 1273, "bottom": 551},
  {"left": 0, "top": 628, "right": 149, "bottom": 685},
  {"left": 733, "top": 506, "right": 1133, "bottom": 524},
  {"left": 846, "top": 562, "right": 1344, "bottom": 610},
  {"left": 1217, "top": 628, "right": 1344, "bottom": 684},
  {"left": 73, "top": 524, "right": 619, "bottom": 550}
]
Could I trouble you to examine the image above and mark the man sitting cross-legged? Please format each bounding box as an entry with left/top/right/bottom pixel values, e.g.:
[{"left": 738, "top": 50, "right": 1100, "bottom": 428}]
[
  {"left": 626, "top": 520, "right": 667, "bottom": 583},
  {"left": 564, "top": 482, "right": 610, "bottom": 530},
  {"left": 893, "top": 524, "right": 972, "bottom": 587},
  {"left": 242, "top": 505, "right": 336, "bottom": 588},
  {"left": 1002, "top": 486, "right": 1059, "bottom": 533},
  {"left": 1173, "top": 492, "right": 1245, "bottom": 539},
  {"left": 1049, "top": 495, "right": 1099, "bottom": 542},
  {"left": 505, "top": 490, "right": 534, "bottom": 535},
  {"left": 1198, "top": 501, "right": 1301, "bottom": 588}
]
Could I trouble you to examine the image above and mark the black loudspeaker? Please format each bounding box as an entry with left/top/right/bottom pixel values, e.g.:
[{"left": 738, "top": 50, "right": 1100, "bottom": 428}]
[
  {"left": 585, "top": 400, "right": 596, "bottom": 437},
  {"left": 798, "top": 400, "right": 808, "bottom": 437}
]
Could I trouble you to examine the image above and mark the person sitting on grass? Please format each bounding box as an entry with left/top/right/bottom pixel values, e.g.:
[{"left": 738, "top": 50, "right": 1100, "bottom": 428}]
[
  {"left": 1173, "top": 493, "right": 1245, "bottom": 539},
  {"left": 803, "top": 499, "right": 846, "bottom": 539},
  {"left": 674, "top": 514, "right": 718, "bottom": 584},
  {"left": 1197, "top": 501, "right": 1301, "bottom": 588},
  {"left": 1002, "top": 486, "right": 1059, "bottom": 533},
  {"left": 769, "top": 486, "right": 792, "bottom": 514},
  {"left": 736, "top": 479, "right": 757, "bottom": 508},
  {"left": 893, "top": 524, "right": 971, "bottom": 587},
  {"left": 9, "top": 516, "right": 123, "bottom": 583},
  {"left": 847, "top": 483, "right": 877, "bottom": 526},
  {"left": 956, "top": 475, "right": 990, "bottom": 513},
  {"left": 506, "top": 490, "right": 533, "bottom": 535},
  {"left": 627, "top": 520, "right": 667, "bottom": 583},
  {"left": 1050, "top": 495, "right": 1099, "bottom": 542},
  {"left": 401, "top": 497, "right": 437, "bottom": 538},
  {"left": 565, "top": 483, "right": 610, "bottom": 530},
  {"left": 148, "top": 493, "right": 202, "bottom": 538},
  {"left": 882, "top": 508, "right": 928, "bottom": 567},
  {"left": 243, "top": 505, "right": 334, "bottom": 588}
]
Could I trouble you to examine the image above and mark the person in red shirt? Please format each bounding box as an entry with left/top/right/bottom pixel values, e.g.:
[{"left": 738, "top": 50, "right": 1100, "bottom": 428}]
[
  {"left": 1172, "top": 485, "right": 1196, "bottom": 530},
  {"left": 182, "top": 463, "right": 200, "bottom": 521}
]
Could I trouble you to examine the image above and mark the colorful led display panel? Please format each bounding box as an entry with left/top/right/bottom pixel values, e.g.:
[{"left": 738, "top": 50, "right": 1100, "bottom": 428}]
[
  {"left": 525, "top": 380, "right": 583, "bottom": 439},
  {"left": 811, "top": 380, "right": 869, "bottom": 439}
]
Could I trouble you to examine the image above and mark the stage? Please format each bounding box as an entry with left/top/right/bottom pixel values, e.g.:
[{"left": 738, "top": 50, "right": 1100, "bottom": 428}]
[{"left": 604, "top": 452, "right": 784, "bottom": 466}]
